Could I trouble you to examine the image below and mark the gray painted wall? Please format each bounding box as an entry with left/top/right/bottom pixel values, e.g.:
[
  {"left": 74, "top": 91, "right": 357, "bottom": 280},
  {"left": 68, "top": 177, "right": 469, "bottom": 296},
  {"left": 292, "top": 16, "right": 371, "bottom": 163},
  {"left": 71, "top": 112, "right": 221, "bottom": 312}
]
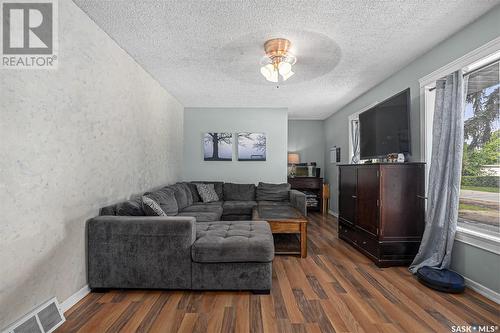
[
  {"left": 288, "top": 120, "right": 325, "bottom": 177},
  {"left": 183, "top": 108, "right": 288, "bottom": 184},
  {"left": 451, "top": 243, "right": 500, "bottom": 294},
  {"left": 323, "top": 6, "right": 500, "bottom": 294},
  {"left": 0, "top": 1, "right": 184, "bottom": 329}
]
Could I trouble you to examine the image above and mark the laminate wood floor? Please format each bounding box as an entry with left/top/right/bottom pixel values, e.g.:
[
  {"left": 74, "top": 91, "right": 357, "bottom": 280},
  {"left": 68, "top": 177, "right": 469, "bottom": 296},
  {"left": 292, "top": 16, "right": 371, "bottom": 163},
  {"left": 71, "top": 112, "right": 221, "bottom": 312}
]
[{"left": 57, "top": 213, "right": 499, "bottom": 333}]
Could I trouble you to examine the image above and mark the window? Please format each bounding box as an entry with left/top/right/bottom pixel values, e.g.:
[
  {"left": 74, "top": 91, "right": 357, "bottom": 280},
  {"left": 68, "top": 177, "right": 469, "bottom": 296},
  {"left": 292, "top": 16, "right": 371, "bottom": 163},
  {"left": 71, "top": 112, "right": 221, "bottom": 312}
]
[
  {"left": 421, "top": 45, "right": 500, "bottom": 247},
  {"left": 459, "top": 61, "right": 499, "bottom": 236}
]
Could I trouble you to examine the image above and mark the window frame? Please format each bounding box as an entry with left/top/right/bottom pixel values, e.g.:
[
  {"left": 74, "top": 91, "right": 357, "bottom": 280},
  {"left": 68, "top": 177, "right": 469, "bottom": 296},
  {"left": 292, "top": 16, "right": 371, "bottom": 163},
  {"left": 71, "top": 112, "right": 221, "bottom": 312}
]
[
  {"left": 347, "top": 101, "right": 378, "bottom": 163},
  {"left": 419, "top": 37, "right": 500, "bottom": 255}
]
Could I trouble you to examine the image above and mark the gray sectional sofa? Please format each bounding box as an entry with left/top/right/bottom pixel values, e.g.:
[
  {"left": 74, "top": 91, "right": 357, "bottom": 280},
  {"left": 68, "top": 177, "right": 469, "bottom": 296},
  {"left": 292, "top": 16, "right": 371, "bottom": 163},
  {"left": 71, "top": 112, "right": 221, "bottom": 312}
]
[{"left": 87, "top": 181, "right": 306, "bottom": 293}]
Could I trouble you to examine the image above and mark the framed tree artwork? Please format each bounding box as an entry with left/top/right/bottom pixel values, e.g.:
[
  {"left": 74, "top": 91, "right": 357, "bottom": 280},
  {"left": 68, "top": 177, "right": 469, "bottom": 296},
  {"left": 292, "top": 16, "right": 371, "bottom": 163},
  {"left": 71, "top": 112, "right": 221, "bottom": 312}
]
[
  {"left": 237, "top": 132, "right": 266, "bottom": 161},
  {"left": 203, "top": 133, "right": 233, "bottom": 161}
]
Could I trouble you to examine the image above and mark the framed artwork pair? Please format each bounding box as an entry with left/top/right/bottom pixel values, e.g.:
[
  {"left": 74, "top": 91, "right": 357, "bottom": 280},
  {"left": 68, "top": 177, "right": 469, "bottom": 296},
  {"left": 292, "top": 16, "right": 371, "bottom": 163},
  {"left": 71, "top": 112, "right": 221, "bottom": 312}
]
[{"left": 203, "top": 132, "right": 266, "bottom": 161}]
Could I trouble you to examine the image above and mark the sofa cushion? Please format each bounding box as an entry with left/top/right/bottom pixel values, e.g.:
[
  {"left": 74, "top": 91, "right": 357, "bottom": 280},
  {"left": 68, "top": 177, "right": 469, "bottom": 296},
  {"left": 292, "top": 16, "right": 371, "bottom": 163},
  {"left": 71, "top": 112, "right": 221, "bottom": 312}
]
[
  {"left": 168, "top": 184, "right": 189, "bottom": 210},
  {"left": 176, "top": 182, "right": 193, "bottom": 206},
  {"left": 142, "top": 196, "right": 167, "bottom": 216},
  {"left": 222, "top": 200, "right": 257, "bottom": 216},
  {"left": 256, "top": 182, "right": 291, "bottom": 201},
  {"left": 144, "top": 188, "right": 178, "bottom": 216},
  {"left": 181, "top": 204, "right": 223, "bottom": 216},
  {"left": 192, "top": 201, "right": 223, "bottom": 207},
  {"left": 177, "top": 211, "right": 221, "bottom": 222},
  {"left": 184, "top": 182, "right": 201, "bottom": 203},
  {"left": 196, "top": 183, "right": 219, "bottom": 203},
  {"left": 192, "top": 181, "right": 224, "bottom": 200},
  {"left": 223, "top": 183, "right": 256, "bottom": 201},
  {"left": 115, "top": 197, "right": 144, "bottom": 216},
  {"left": 257, "top": 201, "right": 291, "bottom": 207},
  {"left": 192, "top": 221, "right": 274, "bottom": 263},
  {"left": 221, "top": 214, "right": 252, "bottom": 221}
]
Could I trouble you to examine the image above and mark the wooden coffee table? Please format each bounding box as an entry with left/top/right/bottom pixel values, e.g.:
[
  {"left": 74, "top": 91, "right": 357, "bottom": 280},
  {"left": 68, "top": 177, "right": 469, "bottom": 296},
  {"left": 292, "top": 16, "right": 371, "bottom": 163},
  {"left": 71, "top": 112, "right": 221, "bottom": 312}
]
[{"left": 252, "top": 205, "right": 308, "bottom": 258}]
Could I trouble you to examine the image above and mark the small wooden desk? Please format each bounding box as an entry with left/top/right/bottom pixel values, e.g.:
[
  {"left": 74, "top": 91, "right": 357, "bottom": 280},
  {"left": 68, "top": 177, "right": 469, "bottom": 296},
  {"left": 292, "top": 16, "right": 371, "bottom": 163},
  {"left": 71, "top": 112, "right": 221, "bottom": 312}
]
[
  {"left": 252, "top": 206, "right": 308, "bottom": 258},
  {"left": 288, "top": 177, "right": 323, "bottom": 213}
]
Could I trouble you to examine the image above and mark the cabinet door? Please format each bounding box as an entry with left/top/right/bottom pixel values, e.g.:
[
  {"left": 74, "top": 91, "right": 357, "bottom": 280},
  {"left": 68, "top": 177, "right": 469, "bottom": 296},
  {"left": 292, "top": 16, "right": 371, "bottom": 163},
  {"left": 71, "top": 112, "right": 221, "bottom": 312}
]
[
  {"left": 356, "top": 166, "right": 379, "bottom": 236},
  {"left": 379, "top": 165, "right": 425, "bottom": 240},
  {"left": 339, "top": 167, "right": 357, "bottom": 225}
]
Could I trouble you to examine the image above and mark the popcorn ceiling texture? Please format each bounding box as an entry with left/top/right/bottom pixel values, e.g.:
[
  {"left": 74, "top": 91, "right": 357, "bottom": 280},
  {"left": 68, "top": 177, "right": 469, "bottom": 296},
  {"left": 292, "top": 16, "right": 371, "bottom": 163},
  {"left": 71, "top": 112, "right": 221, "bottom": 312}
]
[
  {"left": 73, "top": 0, "right": 498, "bottom": 119},
  {"left": 0, "top": 1, "right": 183, "bottom": 328}
]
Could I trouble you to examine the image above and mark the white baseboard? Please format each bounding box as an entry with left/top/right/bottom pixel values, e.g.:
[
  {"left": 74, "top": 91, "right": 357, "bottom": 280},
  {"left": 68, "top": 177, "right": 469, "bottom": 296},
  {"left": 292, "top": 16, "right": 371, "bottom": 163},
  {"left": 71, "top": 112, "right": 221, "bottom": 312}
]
[
  {"left": 61, "top": 285, "right": 90, "bottom": 313},
  {"left": 328, "top": 209, "right": 338, "bottom": 217},
  {"left": 464, "top": 277, "right": 500, "bottom": 304}
]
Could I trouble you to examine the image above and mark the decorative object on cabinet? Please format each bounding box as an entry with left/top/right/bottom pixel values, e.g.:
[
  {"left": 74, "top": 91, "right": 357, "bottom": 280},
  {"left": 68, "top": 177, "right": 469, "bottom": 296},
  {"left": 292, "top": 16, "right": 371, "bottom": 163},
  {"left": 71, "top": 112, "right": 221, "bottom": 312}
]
[
  {"left": 338, "top": 163, "right": 425, "bottom": 267},
  {"left": 294, "top": 163, "right": 317, "bottom": 177},
  {"left": 288, "top": 153, "right": 300, "bottom": 177}
]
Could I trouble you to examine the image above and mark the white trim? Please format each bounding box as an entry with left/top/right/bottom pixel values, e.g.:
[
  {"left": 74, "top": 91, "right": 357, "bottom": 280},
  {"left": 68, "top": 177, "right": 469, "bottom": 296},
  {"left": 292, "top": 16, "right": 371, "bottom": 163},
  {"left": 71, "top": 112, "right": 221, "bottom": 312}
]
[
  {"left": 419, "top": 36, "right": 500, "bottom": 87},
  {"left": 464, "top": 276, "right": 500, "bottom": 304},
  {"left": 455, "top": 227, "right": 500, "bottom": 255},
  {"left": 347, "top": 101, "right": 379, "bottom": 162},
  {"left": 61, "top": 285, "right": 90, "bottom": 313},
  {"left": 328, "top": 209, "right": 338, "bottom": 218}
]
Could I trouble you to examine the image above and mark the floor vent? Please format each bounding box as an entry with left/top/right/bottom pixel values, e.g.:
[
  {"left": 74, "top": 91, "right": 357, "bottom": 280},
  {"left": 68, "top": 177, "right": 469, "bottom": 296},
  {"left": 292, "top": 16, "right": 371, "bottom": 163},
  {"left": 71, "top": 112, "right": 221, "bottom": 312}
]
[{"left": 3, "top": 298, "right": 65, "bottom": 333}]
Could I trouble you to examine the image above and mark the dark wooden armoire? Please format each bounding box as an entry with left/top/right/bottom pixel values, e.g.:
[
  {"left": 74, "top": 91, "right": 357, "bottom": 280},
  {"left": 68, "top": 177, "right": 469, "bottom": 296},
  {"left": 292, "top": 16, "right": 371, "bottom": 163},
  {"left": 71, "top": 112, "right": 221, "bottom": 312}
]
[{"left": 338, "top": 163, "right": 425, "bottom": 267}]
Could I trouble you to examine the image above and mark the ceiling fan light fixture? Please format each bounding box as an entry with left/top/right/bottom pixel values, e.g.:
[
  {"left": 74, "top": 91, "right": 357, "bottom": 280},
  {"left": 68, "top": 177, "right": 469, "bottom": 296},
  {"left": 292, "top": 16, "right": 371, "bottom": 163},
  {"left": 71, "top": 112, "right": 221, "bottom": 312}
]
[
  {"left": 260, "top": 38, "right": 296, "bottom": 83},
  {"left": 278, "top": 61, "right": 292, "bottom": 75},
  {"left": 281, "top": 70, "right": 294, "bottom": 81},
  {"left": 260, "top": 64, "right": 278, "bottom": 82},
  {"left": 260, "top": 63, "right": 273, "bottom": 77}
]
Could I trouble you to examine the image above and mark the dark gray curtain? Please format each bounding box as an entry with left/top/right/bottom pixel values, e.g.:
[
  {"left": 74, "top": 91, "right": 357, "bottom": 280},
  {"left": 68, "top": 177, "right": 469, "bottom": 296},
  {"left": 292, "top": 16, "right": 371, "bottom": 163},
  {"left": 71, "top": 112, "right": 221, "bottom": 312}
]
[{"left": 410, "top": 70, "right": 467, "bottom": 273}]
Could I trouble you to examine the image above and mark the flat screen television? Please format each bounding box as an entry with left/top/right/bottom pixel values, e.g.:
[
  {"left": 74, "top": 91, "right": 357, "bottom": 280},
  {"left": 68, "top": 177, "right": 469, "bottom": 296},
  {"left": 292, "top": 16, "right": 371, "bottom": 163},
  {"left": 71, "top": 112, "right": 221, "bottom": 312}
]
[{"left": 359, "top": 88, "right": 411, "bottom": 159}]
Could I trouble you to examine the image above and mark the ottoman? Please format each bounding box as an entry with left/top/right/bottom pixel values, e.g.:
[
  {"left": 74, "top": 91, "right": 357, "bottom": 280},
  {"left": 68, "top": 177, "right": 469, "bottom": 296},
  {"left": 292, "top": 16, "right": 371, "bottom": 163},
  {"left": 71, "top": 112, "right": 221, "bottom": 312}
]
[{"left": 191, "top": 221, "right": 274, "bottom": 292}]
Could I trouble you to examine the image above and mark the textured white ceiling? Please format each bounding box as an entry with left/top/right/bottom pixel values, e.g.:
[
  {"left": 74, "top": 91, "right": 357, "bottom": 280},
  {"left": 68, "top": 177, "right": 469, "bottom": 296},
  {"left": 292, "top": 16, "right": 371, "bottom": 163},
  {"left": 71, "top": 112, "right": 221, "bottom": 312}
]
[{"left": 73, "top": 0, "right": 499, "bottom": 119}]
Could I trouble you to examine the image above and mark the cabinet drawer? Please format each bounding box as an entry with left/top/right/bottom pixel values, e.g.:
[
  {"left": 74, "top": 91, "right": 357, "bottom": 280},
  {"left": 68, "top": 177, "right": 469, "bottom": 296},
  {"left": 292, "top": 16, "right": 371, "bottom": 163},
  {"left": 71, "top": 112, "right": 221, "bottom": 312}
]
[
  {"left": 270, "top": 222, "right": 300, "bottom": 233},
  {"left": 357, "top": 231, "right": 379, "bottom": 258},
  {"left": 288, "top": 177, "right": 322, "bottom": 189},
  {"left": 380, "top": 241, "right": 420, "bottom": 259},
  {"left": 339, "top": 223, "right": 357, "bottom": 243}
]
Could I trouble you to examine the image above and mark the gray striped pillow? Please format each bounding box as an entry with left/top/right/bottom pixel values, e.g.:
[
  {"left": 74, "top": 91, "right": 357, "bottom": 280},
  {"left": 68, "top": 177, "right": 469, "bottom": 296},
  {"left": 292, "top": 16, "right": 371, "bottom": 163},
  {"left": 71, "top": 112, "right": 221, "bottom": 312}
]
[
  {"left": 142, "top": 196, "right": 167, "bottom": 216},
  {"left": 196, "top": 183, "right": 219, "bottom": 203}
]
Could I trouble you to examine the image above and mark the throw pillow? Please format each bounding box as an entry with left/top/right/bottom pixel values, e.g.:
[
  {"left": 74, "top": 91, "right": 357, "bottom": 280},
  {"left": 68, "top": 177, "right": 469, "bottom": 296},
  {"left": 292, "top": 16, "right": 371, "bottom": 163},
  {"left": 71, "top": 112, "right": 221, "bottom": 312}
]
[
  {"left": 142, "top": 196, "right": 167, "bottom": 216},
  {"left": 191, "top": 181, "right": 224, "bottom": 199},
  {"left": 196, "top": 183, "right": 219, "bottom": 203}
]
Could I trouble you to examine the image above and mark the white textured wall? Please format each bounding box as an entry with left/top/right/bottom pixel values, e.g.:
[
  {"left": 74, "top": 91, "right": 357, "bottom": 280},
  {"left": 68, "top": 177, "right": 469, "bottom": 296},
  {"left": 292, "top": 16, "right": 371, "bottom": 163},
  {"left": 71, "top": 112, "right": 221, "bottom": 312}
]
[
  {"left": 0, "top": 1, "right": 183, "bottom": 328},
  {"left": 183, "top": 108, "right": 288, "bottom": 184}
]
